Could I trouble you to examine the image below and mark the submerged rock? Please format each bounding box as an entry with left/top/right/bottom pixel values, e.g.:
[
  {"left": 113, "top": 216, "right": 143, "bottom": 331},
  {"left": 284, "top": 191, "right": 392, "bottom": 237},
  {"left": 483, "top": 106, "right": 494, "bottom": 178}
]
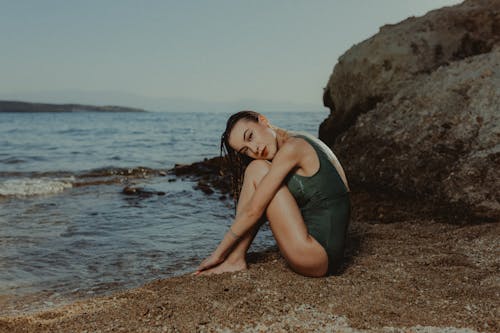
[
  {"left": 195, "top": 180, "right": 214, "bottom": 195},
  {"left": 320, "top": 0, "right": 500, "bottom": 220},
  {"left": 122, "top": 186, "right": 166, "bottom": 197},
  {"left": 173, "top": 157, "right": 231, "bottom": 195}
]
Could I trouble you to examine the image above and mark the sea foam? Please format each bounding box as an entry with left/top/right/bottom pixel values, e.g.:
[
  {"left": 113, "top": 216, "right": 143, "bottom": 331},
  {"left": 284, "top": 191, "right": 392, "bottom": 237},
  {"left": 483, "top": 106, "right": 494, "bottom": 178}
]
[{"left": 0, "top": 177, "right": 74, "bottom": 197}]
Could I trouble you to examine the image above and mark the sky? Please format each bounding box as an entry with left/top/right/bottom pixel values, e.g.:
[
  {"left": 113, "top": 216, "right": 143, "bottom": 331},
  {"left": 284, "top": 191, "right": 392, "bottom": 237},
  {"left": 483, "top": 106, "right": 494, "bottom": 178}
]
[{"left": 0, "top": 0, "right": 462, "bottom": 112}]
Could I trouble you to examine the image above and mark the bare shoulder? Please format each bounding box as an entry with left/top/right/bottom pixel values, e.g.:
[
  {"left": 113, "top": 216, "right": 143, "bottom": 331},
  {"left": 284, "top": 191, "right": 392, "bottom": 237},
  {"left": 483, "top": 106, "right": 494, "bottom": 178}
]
[
  {"left": 276, "top": 136, "right": 308, "bottom": 157},
  {"left": 272, "top": 136, "right": 311, "bottom": 168}
]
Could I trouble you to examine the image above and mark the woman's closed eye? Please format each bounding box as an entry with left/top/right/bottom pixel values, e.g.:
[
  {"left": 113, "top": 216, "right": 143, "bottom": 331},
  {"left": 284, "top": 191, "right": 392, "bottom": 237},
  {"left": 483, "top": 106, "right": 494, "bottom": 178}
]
[{"left": 248, "top": 132, "right": 253, "bottom": 141}]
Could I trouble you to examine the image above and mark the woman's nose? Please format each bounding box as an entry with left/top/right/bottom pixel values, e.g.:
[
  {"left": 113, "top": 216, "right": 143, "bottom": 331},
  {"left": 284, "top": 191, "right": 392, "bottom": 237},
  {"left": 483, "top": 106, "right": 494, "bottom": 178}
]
[{"left": 249, "top": 143, "right": 258, "bottom": 154}]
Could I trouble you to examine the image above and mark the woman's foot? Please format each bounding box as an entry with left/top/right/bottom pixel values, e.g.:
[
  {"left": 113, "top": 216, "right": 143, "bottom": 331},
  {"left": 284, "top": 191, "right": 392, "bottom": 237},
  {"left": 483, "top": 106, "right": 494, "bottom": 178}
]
[{"left": 196, "top": 258, "right": 247, "bottom": 275}]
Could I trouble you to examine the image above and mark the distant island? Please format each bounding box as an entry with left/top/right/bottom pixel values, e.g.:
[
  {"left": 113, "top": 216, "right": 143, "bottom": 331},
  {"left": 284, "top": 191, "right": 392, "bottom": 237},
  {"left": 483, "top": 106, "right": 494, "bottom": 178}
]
[{"left": 0, "top": 100, "right": 148, "bottom": 113}]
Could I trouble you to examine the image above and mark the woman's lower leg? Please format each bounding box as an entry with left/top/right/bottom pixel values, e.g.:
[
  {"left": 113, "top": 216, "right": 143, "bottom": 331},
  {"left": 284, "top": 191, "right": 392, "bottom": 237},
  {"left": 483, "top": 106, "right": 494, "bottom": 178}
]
[
  {"left": 197, "top": 167, "right": 264, "bottom": 274},
  {"left": 224, "top": 218, "right": 264, "bottom": 263},
  {"left": 221, "top": 163, "right": 269, "bottom": 263}
]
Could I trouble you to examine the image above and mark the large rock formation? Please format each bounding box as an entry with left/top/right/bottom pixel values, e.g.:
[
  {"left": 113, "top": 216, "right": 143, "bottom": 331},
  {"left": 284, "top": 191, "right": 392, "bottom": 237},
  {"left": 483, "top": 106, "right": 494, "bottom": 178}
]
[{"left": 320, "top": 0, "right": 500, "bottom": 220}]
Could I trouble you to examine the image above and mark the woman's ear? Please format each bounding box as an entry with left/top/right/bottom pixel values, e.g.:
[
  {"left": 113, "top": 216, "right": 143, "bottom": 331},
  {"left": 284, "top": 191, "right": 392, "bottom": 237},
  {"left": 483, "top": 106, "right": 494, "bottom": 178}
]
[{"left": 258, "top": 114, "right": 270, "bottom": 126}]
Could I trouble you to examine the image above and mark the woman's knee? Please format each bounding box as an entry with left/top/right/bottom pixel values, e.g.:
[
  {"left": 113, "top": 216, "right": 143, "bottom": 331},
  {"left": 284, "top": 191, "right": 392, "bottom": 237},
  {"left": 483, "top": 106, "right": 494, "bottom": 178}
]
[{"left": 244, "top": 160, "right": 271, "bottom": 183}]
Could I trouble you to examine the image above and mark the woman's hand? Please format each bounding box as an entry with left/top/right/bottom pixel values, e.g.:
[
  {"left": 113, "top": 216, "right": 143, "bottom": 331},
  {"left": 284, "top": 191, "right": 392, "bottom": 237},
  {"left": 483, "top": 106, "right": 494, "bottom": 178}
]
[{"left": 194, "top": 252, "right": 224, "bottom": 275}]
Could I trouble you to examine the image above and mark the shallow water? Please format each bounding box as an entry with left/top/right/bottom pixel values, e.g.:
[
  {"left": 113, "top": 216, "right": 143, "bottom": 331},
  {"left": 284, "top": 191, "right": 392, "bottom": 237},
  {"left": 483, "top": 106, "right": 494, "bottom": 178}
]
[{"left": 0, "top": 110, "right": 326, "bottom": 313}]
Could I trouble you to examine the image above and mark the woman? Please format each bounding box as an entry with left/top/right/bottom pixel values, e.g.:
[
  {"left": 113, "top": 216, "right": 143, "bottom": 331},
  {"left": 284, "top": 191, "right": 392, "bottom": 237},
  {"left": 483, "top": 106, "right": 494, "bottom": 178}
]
[{"left": 195, "top": 111, "right": 350, "bottom": 277}]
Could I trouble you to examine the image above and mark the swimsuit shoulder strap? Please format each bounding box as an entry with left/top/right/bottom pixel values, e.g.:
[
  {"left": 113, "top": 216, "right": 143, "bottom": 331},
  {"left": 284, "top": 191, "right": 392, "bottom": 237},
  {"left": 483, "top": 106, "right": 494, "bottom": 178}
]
[{"left": 291, "top": 132, "right": 350, "bottom": 193}]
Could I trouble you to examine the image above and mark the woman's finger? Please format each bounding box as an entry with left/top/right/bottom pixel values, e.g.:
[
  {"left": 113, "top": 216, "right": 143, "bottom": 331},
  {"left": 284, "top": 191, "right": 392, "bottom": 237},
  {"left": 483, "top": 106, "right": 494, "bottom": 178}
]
[{"left": 196, "top": 259, "right": 209, "bottom": 272}]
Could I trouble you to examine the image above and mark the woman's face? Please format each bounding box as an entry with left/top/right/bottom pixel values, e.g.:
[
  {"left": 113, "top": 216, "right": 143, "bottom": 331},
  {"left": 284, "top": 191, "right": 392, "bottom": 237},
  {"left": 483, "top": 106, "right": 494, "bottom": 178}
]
[{"left": 228, "top": 116, "right": 278, "bottom": 160}]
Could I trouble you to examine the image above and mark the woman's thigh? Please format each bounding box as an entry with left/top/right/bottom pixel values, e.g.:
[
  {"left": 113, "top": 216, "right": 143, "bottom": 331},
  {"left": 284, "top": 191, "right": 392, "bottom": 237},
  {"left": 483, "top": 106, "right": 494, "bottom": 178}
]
[{"left": 243, "top": 160, "right": 328, "bottom": 277}]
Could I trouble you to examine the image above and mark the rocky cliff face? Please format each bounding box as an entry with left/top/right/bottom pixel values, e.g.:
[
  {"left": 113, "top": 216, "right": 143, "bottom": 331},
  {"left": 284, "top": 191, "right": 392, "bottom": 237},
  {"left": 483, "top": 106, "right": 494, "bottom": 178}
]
[{"left": 320, "top": 0, "right": 500, "bottom": 220}]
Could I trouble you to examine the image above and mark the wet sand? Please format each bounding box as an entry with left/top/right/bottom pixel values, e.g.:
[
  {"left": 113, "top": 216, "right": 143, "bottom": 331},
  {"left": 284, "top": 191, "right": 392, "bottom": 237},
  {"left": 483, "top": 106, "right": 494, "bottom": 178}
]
[{"left": 1, "top": 185, "right": 498, "bottom": 332}]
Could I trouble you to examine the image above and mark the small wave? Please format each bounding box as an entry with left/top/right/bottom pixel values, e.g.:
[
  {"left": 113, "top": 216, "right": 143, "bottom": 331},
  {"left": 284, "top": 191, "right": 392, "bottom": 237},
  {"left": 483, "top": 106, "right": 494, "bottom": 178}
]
[
  {"left": 0, "top": 157, "right": 26, "bottom": 164},
  {"left": 0, "top": 166, "right": 172, "bottom": 197},
  {"left": 0, "top": 166, "right": 167, "bottom": 180},
  {"left": 0, "top": 177, "right": 74, "bottom": 197},
  {"left": 79, "top": 166, "right": 166, "bottom": 178}
]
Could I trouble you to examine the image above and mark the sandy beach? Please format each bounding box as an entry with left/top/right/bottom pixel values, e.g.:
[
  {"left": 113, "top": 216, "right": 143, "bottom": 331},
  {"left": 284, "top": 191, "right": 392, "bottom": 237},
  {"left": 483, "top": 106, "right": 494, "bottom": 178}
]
[{"left": 1, "top": 185, "right": 498, "bottom": 332}]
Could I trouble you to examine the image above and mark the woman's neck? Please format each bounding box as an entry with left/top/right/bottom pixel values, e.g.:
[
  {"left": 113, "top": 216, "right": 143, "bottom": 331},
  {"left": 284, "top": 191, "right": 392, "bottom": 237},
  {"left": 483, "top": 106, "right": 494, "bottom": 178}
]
[{"left": 274, "top": 127, "right": 289, "bottom": 149}]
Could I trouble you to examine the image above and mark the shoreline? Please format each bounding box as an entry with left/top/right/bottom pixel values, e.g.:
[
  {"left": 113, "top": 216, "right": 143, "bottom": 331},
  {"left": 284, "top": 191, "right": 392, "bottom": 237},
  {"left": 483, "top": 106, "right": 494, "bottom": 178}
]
[{"left": 1, "top": 187, "right": 498, "bottom": 332}]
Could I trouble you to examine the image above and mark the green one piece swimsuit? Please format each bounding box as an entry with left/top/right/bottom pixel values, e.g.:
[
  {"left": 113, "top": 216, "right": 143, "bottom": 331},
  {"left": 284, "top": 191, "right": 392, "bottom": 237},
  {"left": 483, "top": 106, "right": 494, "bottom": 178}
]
[{"left": 285, "top": 134, "right": 351, "bottom": 275}]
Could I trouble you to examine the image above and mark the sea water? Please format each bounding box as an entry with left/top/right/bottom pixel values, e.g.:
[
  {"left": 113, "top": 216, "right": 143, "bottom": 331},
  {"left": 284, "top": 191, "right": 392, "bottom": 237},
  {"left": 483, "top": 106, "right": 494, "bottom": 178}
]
[{"left": 0, "top": 110, "right": 326, "bottom": 313}]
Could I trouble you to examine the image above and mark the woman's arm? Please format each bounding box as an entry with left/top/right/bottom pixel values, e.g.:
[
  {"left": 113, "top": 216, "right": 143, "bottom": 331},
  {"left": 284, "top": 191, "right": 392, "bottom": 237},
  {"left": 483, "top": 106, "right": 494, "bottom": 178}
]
[{"left": 196, "top": 141, "right": 302, "bottom": 272}]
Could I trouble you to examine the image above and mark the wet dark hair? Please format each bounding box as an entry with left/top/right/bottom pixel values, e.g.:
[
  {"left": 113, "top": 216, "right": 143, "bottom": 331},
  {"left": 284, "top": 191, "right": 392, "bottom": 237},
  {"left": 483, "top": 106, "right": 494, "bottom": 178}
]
[{"left": 220, "top": 110, "right": 260, "bottom": 202}]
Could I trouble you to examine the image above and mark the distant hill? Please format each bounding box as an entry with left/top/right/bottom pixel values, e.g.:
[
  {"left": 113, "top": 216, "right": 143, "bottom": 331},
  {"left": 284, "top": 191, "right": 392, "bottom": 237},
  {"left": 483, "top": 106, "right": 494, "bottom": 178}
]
[{"left": 0, "top": 100, "right": 148, "bottom": 113}]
